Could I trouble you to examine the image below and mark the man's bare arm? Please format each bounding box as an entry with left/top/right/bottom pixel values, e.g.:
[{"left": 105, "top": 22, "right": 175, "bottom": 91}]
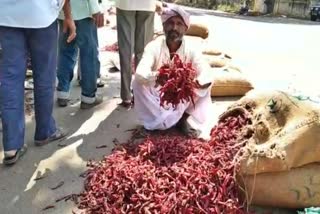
[
  {"left": 63, "top": 0, "right": 76, "bottom": 43},
  {"left": 88, "top": 0, "right": 104, "bottom": 28},
  {"left": 135, "top": 42, "right": 158, "bottom": 85}
]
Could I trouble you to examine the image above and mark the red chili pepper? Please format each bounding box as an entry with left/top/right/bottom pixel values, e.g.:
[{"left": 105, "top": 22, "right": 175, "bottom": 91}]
[
  {"left": 156, "top": 54, "right": 199, "bottom": 109},
  {"left": 74, "top": 113, "right": 252, "bottom": 213}
]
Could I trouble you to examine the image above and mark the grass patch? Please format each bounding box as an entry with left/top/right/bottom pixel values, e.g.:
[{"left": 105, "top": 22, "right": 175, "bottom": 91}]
[{"left": 217, "top": 3, "right": 241, "bottom": 13}]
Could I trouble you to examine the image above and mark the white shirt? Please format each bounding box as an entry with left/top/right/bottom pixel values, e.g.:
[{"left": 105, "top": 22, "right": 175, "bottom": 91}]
[
  {"left": 133, "top": 36, "right": 214, "bottom": 131},
  {"left": 116, "top": 0, "right": 156, "bottom": 11},
  {"left": 0, "top": 0, "right": 64, "bottom": 28},
  {"left": 135, "top": 36, "right": 214, "bottom": 88}
]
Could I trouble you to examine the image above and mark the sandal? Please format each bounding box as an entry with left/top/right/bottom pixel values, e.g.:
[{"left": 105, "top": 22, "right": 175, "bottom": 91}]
[
  {"left": 131, "top": 126, "right": 152, "bottom": 139},
  {"left": 97, "top": 78, "right": 105, "bottom": 88},
  {"left": 118, "top": 100, "right": 132, "bottom": 109},
  {"left": 34, "top": 128, "right": 68, "bottom": 146},
  {"left": 3, "top": 144, "right": 28, "bottom": 166}
]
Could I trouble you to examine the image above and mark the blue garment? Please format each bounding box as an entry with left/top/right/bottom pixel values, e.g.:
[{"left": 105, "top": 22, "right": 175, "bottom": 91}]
[
  {"left": 0, "top": 0, "right": 64, "bottom": 28},
  {"left": 0, "top": 21, "right": 58, "bottom": 151},
  {"left": 57, "top": 18, "right": 100, "bottom": 102},
  {"left": 58, "top": 0, "right": 102, "bottom": 21}
]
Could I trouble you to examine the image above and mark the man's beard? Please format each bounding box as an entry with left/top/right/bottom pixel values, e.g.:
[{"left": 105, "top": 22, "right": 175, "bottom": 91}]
[{"left": 165, "top": 30, "right": 183, "bottom": 42}]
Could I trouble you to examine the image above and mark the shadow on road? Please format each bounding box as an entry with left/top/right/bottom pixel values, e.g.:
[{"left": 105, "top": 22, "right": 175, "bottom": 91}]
[{"left": 0, "top": 74, "right": 139, "bottom": 214}]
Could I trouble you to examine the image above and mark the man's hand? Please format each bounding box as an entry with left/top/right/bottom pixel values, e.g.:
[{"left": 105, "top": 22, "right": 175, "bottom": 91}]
[
  {"left": 62, "top": 0, "right": 76, "bottom": 43},
  {"left": 63, "top": 18, "right": 76, "bottom": 43},
  {"left": 92, "top": 12, "right": 104, "bottom": 28},
  {"left": 195, "top": 80, "right": 211, "bottom": 89},
  {"left": 155, "top": 1, "right": 163, "bottom": 15}
]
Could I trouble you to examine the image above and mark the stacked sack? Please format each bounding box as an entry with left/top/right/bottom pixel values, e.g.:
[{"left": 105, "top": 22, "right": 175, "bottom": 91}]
[
  {"left": 219, "top": 90, "right": 320, "bottom": 208},
  {"left": 202, "top": 48, "right": 254, "bottom": 97},
  {"left": 171, "top": 21, "right": 254, "bottom": 98}
]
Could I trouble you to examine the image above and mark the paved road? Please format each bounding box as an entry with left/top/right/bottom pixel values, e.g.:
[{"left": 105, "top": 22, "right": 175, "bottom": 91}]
[
  {"left": 0, "top": 9, "right": 319, "bottom": 214},
  {"left": 185, "top": 7, "right": 320, "bottom": 96}
]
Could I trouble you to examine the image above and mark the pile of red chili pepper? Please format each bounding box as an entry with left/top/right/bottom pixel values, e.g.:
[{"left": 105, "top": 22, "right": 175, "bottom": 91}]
[
  {"left": 156, "top": 54, "right": 200, "bottom": 109},
  {"left": 101, "top": 42, "right": 119, "bottom": 52},
  {"left": 76, "top": 112, "right": 251, "bottom": 214}
]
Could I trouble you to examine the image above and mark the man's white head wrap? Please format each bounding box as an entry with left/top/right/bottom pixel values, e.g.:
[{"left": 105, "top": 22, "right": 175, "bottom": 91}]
[{"left": 161, "top": 4, "right": 190, "bottom": 29}]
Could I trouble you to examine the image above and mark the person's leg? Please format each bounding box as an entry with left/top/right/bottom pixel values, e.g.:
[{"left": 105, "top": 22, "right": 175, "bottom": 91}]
[
  {"left": 76, "top": 18, "right": 102, "bottom": 109},
  {"left": 132, "top": 79, "right": 188, "bottom": 130},
  {"left": 179, "top": 91, "right": 213, "bottom": 138},
  {"left": 117, "top": 8, "right": 135, "bottom": 104},
  {"left": 93, "top": 24, "right": 104, "bottom": 88},
  {"left": 77, "top": 51, "right": 81, "bottom": 84},
  {"left": 134, "top": 11, "right": 154, "bottom": 67},
  {"left": 78, "top": 51, "right": 104, "bottom": 88},
  {"left": 0, "top": 26, "right": 27, "bottom": 159},
  {"left": 27, "top": 20, "right": 67, "bottom": 144},
  {"left": 93, "top": 25, "right": 104, "bottom": 88},
  {"left": 56, "top": 20, "right": 78, "bottom": 106}
]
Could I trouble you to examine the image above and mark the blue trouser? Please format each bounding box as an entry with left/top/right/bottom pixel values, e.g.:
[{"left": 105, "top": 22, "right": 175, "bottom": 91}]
[
  {"left": 56, "top": 18, "right": 100, "bottom": 103},
  {"left": 0, "top": 21, "right": 58, "bottom": 151}
]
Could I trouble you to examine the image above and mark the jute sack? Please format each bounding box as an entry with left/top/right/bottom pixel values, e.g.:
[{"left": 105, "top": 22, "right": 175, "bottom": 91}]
[
  {"left": 185, "top": 23, "right": 209, "bottom": 39},
  {"left": 203, "top": 54, "right": 232, "bottom": 68},
  {"left": 210, "top": 67, "right": 254, "bottom": 97},
  {"left": 202, "top": 48, "right": 233, "bottom": 59},
  {"left": 154, "top": 23, "right": 209, "bottom": 39},
  {"left": 239, "top": 163, "right": 320, "bottom": 208},
  {"left": 202, "top": 49, "right": 222, "bottom": 56},
  {"left": 220, "top": 90, "right": 320, "bottom": 175}
]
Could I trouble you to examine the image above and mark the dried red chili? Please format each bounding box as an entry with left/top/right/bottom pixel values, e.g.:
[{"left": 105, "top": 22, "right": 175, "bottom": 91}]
[
  {"left": 75, "top": 113, "right": 252, "bottom": 213},
  {"left": 156, "top": 54, "right": 200, "bottom": 109}
]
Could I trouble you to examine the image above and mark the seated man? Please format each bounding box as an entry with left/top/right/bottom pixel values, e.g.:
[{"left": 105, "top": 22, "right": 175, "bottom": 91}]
[{"left": 132, "top": 4, "right": 213, "bottom": 137}]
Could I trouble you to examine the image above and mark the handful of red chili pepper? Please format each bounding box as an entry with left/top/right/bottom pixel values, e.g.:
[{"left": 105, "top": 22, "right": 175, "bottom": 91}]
[{"left": 156, "top": 54, "right": 200, "bottom": 109}]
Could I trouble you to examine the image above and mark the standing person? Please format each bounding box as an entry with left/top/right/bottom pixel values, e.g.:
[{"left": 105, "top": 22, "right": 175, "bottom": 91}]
[
  {"left": 116, "top": 0, "right": 162, "bottom": 108},
  {"left": 0, "top": 43, "right": 2, "bottom": 119},
  {"left": 56, "top": 0, "right": 105, "bottom": 108},
  {"left": 0, "top": 0, "right": 76, "bottom": 165}
]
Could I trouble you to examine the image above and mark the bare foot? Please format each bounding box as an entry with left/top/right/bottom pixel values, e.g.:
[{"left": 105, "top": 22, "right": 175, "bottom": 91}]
[{"left": 176, "top": 114, "right": 201, "bottom": 138}]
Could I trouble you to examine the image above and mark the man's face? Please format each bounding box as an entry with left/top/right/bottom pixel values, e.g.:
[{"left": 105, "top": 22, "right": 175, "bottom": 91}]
[{"left": 163, "top": 16, "right": 187, "bottom": 42}]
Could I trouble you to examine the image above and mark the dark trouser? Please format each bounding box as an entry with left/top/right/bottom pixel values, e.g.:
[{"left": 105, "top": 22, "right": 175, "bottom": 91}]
[
  {"left": 0, "top": 21, "right": 58, "bottom": 151},
  {"left": 116, "top": 8, "right": 154, "bottom": 101},
  {"left": 56, "top": 18, "right": 100, "bottom": 103}
]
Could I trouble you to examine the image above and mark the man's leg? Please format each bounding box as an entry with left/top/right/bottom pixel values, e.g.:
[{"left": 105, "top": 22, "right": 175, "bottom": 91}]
[
  {"left": 76, "top": 18, "right": 102, "bottom": 108},
  {"left": 92, "top": 23, "right": 104, "bottom": 88},
  {"left": 0, "top": 26, "right": 27, "bottom": 153},
  {"left": 77, "top": 52, "right": 104, "bottom": 88},
  {"left": 132, "top": 79, "right": 188, "bottom": 130},
  {"left": 27, "top": 21, "right": 64, "bottom": 142},
  {"left": 77, "top": 52, "right": 81, "bottom": 84},
  {"left": 134, "top": 11, "right": 154, "bottom": 67},
  {"left": 180, "top": 91, "right": 213, "bottom": 138},
  {"left": 56, "top": 20, "right": 78, "bottom": 106},
  {"left": 117, "top": 8, "right": 135, "bottom": 104}
]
